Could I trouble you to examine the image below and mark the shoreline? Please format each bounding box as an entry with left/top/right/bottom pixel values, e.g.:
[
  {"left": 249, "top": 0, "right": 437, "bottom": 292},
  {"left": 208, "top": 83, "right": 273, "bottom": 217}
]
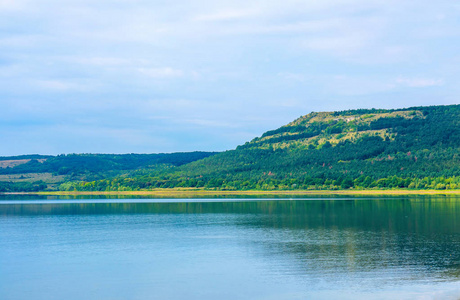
[{"left": 3, "top": 189, "right": 460, "bottom": 197}]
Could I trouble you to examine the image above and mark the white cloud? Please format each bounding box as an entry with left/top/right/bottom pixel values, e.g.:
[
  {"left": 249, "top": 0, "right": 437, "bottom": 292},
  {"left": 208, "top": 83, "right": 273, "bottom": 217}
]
[
  {"left": 277, "top": 72, "right": 306, "bottom": 82},
  {"left": 33, "top": 80, "right": 86, "bottom": 91},
  {"left": 70, "top": 57, "right": 136, "bottom": 67},
  {"left": 137, "top": 67, "right": 185, "bottom": 79},
  {"left": 0, "top": 0, "right": 25, "bottom": 11},
  {"left": 302, "top": 34, "right": 368, "bottom": 55},
  {"left": 396, "top": 77, "right": 444, "bottom": 88},
  {"left": 267, "top": 98, "right": 303, "bottom": 108},
  {"left": 0, "top": 35, "right": 48, "bottom": 48},
  {"left": 146, "top": 99, "right": 198, "bottom": 110},
  {"left": 193, "top": 9, "right": 259, "bottom": 22},
  {"left": 326, "top": 75, "right": 395, "bottom": 96},
  {"left": 182, "top": 118, "right": 238, "bottom": 128}
]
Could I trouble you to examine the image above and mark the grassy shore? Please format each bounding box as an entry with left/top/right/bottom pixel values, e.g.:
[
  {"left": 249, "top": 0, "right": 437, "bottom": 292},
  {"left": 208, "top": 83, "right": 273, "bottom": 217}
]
[{"left": 4, "top": 188, "right": 460, "bottom": 198}]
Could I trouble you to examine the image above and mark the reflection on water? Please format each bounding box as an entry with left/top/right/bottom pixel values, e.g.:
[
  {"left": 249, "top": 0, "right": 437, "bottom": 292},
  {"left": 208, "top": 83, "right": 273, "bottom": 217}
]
[{"left": 1, "top": 196, "right": 460, "bottom": 299}]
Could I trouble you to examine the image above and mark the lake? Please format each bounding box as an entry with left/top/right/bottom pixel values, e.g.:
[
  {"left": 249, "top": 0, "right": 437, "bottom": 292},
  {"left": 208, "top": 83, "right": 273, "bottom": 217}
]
[{"left": 1, "top": 195, "right": 460, "bottom": 299}]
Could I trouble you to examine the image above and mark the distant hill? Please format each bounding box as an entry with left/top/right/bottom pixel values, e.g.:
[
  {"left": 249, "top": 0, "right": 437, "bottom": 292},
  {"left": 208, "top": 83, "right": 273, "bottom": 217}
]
[
  {"left": 2, "top": 104, "right": 460, "bottom": 192},
  {"left": 0, "top": 152, "right": 218, "bottom": 175},
  {"left": 0, "top": 152, "right": 217, "bottom": 192}
]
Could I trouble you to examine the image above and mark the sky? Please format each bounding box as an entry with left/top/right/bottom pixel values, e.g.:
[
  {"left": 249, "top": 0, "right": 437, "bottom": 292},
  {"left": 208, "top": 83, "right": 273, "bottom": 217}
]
[{"left": 1, "top": 0, "right": 459, "bottom": 155}]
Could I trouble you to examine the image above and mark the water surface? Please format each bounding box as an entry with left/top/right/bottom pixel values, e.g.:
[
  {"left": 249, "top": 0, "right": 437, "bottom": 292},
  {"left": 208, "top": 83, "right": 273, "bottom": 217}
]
[{"left": 1, "top": 196, "right": 460, "bottom": 299}]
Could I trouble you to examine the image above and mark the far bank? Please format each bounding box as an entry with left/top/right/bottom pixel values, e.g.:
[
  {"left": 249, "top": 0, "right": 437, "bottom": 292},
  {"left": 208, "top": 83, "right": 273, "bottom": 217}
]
[{"left": 4, "top": 188, "right": 460, "bottom": 198}]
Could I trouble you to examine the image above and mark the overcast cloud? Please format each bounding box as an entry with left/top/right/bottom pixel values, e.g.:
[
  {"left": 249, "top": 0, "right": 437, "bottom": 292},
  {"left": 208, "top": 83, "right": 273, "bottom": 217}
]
[{"left": 0, "top": 0, "right": 459, "bottom": 155}]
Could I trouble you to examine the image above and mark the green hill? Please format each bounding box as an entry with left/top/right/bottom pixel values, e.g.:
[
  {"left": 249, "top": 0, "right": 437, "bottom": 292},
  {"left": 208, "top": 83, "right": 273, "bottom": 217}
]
[
  {"left": 2, "top": 104, "right": 460, "bottom": 192},
  {"left": 163, "top": 104, "right": 459, "bottom": 190},
  {"left": 0, "top": 152, "right": 216, "bottom": 192},
  {"left": 61, "top": 104, "right": 460, "bottom": 191}
]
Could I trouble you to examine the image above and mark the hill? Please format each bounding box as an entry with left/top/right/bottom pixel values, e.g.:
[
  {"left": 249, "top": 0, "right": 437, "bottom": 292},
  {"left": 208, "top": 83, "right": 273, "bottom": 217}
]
[
  {"left": 2, "top": 104, "right": 460, "bottom": 192},
  {"left": 0, "top": 152, "right": 216, "bottom": 192},
  {"left": 66, "top": 104, "right": 459, "bottom": 192}
]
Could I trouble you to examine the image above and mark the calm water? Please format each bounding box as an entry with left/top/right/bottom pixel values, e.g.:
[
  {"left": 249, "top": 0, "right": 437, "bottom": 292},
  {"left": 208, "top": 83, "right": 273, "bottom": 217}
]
[{"left": 1, "top": 196, "right": 460, "bottom": 300}]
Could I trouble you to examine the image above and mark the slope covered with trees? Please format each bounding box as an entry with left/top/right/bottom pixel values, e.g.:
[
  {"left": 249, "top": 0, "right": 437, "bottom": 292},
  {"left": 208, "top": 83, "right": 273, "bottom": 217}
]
[
  {"left": 60, "top": 104, "right": 460, "bottom": 191},
  {"left": 1, "top": 104, "right": 459, "bottom": 192},
  {"left": 0, "top": 152, "right": 216, "bottom": 192}
]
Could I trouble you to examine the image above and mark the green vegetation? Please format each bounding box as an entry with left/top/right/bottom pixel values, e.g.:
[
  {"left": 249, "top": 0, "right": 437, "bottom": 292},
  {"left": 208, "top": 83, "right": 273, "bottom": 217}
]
[
  {"left": 0, "top": 152, "right": 216, "bottom": 192},
  {"left": 1, "top": 104, "right": 459, "bottom": 193}
]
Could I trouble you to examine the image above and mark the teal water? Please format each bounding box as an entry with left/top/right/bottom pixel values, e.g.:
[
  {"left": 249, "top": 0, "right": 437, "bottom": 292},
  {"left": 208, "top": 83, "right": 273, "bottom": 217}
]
[{"left": 1, "top": 196, "right": 460, "bottom": 299}]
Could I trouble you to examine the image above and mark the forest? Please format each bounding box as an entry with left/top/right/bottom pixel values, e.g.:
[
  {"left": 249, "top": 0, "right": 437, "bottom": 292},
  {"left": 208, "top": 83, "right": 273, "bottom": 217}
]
[{"left": 1, "top": 104, "right": 459, "bottom": 192}]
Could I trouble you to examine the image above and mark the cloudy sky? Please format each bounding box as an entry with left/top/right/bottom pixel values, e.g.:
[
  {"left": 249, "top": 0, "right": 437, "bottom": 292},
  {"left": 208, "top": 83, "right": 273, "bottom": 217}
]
[{"left": 1, "top": 0, "right": 459, "bottom": 155}]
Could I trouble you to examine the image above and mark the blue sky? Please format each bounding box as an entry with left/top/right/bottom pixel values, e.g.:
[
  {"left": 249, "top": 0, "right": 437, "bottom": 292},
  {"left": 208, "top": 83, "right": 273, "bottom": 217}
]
[{"left": 1, "top": 0, "right": 459, "bottom": 155}]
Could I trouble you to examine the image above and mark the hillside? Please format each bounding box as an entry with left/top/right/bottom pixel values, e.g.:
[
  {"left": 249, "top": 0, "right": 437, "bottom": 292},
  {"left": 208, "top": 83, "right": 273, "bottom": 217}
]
[
  {"left": 65, "top": 104, "right": 460, "bottom": 192},
  {"left": 2, "top": 104, "right": 460, "bottom": 192},
  {"left": 0, "top": 152, "right": 216, "bottom": 192}
]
